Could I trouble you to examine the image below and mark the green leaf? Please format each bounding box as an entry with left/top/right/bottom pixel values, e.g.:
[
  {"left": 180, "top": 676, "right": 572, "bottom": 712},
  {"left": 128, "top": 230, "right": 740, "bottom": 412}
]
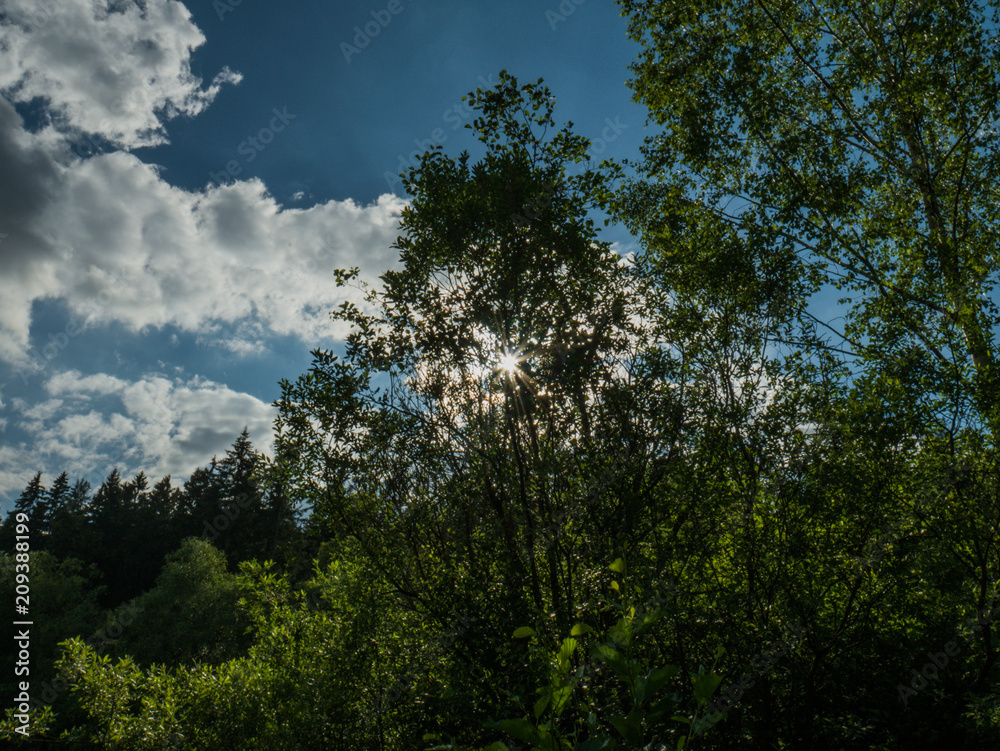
[
  {"left": 692, "top": 673, "right": 723, "bottom": 703},
  {"left": 534, "top": 693, "right": 551, "bottom": 721},
  {"left": 609, "top": 557, "right": 626, "bottom": 574},
  {"left": 491, "top": 718, "right": 543, "bottom": 745},
  {"left": 559, "top": 637, "right": 579, "bottom": 666},
  {"left": 609, "top": 708, "right": 644, "bottom": 745},
  {"left": 633, "top": 608, "right": 663, "bottom": 637},
  {"left": 570, "top": 623, "right": 594, "bottom": 637},
  {"left": 512, "top": 626, "right": 536, "bottom": 639},
  {"left": 608, "top": 616, "right": 633, "bottom": 646},
  {"left": 644, "top": 664, "right": 681, "bottom": 698},
  {"left": 574, "top": 739, "right": 612, "bottom": 751},
  {"left": 591, "top": 644, "right": 631, "bottom": 681}
]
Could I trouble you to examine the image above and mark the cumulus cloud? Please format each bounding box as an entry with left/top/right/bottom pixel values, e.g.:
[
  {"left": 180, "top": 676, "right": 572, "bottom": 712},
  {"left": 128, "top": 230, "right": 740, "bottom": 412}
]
[
  {"left": 34, "top": 154, "right": 404, "bottom": 351},
  {"left": 0, "top": 0, "right": 241, "bottom": 149},
  {"left": 0, "top": 97, "right": 67, "bottom": 362},
  {"left": 0, "top": 369, "right": 277, "bottom": 497},
  {"left": 0, "top": 1, "right": 407, "bottom": 370},
  {"left": 0, "top": 0, "right": 409, "bottom": 501}
]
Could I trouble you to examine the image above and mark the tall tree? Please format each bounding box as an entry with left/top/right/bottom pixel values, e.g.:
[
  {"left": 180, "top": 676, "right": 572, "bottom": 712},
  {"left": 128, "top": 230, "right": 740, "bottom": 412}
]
[
  {"left": 46, "top": 471, "right": 80, "bottom": 559},
  {"left": 274, "top": 72, "right": 668, "bottom": 740},
  {"left": 52, "top": 478, "right": 95, "bottom": 562},
  {"left": 615, "top": 0, "right": 1000, "bottom": 747},
  {"left": 215, "top": 428, "right": 265, "bottom": 561},
  {"left": 45, "top": 472, "right": 70, "bottom": 521},
  {"left": 618, "top": 0, "right": 1000, "bottom": 439},
  {"left": 15, "top": 471, "right": 46, "bottom": 534},
  {"left": 87, "top": 469, "right": 146, "bottom": 604}
]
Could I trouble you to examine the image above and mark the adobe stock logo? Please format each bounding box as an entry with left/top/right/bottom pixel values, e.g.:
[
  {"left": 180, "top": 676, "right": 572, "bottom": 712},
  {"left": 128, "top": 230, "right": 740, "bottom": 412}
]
[
  {"left": 208, "top": 107, "right": 296, "bottom": 188},
  {"left": 382, "top": 74, "right": 498, "bottom": 195},
  {"left": 590, "top": 117, "right": 628, "bottom": 157},
  {"left": 546, "top": 0, "right": 586, "bottom": 30},
  {"left": 341, "top": 0, "right": 406, "bottom": 63},
  {"left": 214, "top": 0, "right": 245, "bottom": 21},
  {"left": 895, "top": 603, "right": 996, "bottom": 706}
]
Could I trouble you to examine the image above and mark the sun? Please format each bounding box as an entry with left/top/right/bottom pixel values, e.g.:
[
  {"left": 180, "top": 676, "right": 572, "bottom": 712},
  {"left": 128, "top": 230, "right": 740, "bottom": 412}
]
[{"left": 497, "top": 351, "right": 519, "bottom": 373}]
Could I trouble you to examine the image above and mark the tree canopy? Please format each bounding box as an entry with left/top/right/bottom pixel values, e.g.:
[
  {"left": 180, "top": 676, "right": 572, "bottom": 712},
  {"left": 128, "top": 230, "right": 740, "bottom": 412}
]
[{"left": 3, "top": 5, "right": 1000, "bottom": 749}]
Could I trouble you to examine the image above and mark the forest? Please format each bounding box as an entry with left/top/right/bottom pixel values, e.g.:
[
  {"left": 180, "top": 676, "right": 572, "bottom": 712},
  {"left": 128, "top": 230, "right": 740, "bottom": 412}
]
[{"left": 3, "top": 0, "right": 1000, "bottom": 748}]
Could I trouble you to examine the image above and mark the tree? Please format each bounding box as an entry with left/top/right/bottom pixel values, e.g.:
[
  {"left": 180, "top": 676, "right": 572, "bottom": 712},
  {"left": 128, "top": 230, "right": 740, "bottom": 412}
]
[
  {"left": 15, "top": 472, "right": 47, "bottom": 535},
  {"left": 86, "top": 468, "right": 174, "bottom": 604},
  {"left": 45, "top": 554, "right": 398, "bottom": 750},
  {"left": 87, "top": 468, "right": 124, "bottom": 529},
  {"left": 46, "top": 472, "right": 85, "bottom": 561},
  {"left": 618, "top": 0, "right": 1000, "bottom": 439},
  {"left": 0, "top": 551, "right": 104, "bottom": 739},
  {"left": 177, "top": 430, "right": 294, "bottom": 565},
  {"left": 274, "top": 72, "right": 696, "bottom": 744},
  {"left": 180, "top": 461, "right": 225, "bottom": 539},
  {"left": 105, "top": 538, "right": 249, "bottom": 667},
  {"left": 45, "top": 472, "right": 70, "bottom": 523},
  {"left": 47, "top": 477, "right": 94, "bottom": 563},
  {"left": 215, "top": 428, "right": 267, "bottom": 562},
  {"left": 615, "top": 1, "right": 1000, "bottom": 746}
]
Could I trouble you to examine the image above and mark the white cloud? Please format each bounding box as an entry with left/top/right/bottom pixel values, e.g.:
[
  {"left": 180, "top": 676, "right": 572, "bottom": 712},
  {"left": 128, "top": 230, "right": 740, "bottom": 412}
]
[
  {"left": 0, "top": 0, "right": 411, "bottom": 504},
  {"left": 0, "top": 114, "right": 405, "bottom": 368},
  {"left": 33, "top": 154, "right": 405, "bottom": 351},
  {"left": 0, "top": 96, "right": 67, "bottom": 365},
  {"left": 0, "top": 1, "right": 408, "bottom": 370},
  {"left": 46, "top": 370, "right": 126, "bottom": 396},
  {"left": 0, "top": 443, "right": 37, "bottom": 500},
  {"left": 0, "top": 0, "right": 241, "bottom": 149},
  {"left": 0, "top": 369, "right": 277, "bottom": 498}
]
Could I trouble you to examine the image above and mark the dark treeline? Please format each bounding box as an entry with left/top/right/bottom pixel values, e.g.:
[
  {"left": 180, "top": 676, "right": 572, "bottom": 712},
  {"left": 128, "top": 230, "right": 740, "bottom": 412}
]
[
  {"left": 0, "top": 430, "right": 303, "bottom": 708},
  {"left": 3, "top": 0, "right": 1000, "bottom": 748},
  {"left": 1, "top": 428, "right": 298, "bottom": 606}
]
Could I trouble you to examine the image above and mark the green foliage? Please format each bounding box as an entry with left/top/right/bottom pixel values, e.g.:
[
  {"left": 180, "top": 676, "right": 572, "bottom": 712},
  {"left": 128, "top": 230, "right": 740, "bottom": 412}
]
[
  {"left": 469, "top": 563, "right": 724, "bottom": 751},
  {"left": 0, "top": 552, "right": 104, "bottom": 690},
  {"left": 11, "top": 14, "right": 1000, "bottom": 748},
  {"left": 44, "top": 555, "right": 384, "bottom": 749},
  {"left": 617, "top": 0, "right": 1000, "bottom": 433},
  {"left": 0, "top": 552, "right": 104, "bottom": 746},
  {"left": 274, "top": 73, "right": 657, "bottom": 715},
  {"left": 104, "top": 538, "right": 249, "bottom": 667}
]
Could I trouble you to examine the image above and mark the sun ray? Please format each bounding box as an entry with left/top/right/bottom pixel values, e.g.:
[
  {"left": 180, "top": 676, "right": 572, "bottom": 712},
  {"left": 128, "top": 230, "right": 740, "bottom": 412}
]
[{"left": 498, "top": 351, "right": 519, "bottom": 373}]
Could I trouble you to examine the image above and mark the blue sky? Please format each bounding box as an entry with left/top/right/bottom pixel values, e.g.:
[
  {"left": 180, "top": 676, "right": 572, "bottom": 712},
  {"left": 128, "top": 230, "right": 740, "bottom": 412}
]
[{"left": 0, "top": 0, "right": 649, "bottom": 509}]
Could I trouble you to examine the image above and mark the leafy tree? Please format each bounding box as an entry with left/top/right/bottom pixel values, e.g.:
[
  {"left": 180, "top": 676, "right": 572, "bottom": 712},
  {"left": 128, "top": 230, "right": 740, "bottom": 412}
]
[
  {"left": 0, "top": 552, "right": 105, "bottom": 742},
  {"left": 272, "top": 72, "right": 734, "bottom": 748},
  {"left": 613, "top": 0, "right": 1000, "bottom": 747},
  {"left": 617, "top": 0, "right": 1000, "bottom": 435},
  {"left": 279, "top": 71, "right": 640, "bottom": 678},
  {"left": 45, "top": 554, "right": 398, "bottom": 750},
  {"left": 105, "top": 538, "right": 249, "bottom": 667}
]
